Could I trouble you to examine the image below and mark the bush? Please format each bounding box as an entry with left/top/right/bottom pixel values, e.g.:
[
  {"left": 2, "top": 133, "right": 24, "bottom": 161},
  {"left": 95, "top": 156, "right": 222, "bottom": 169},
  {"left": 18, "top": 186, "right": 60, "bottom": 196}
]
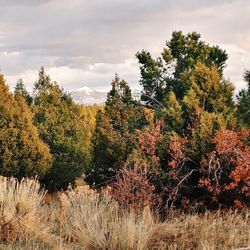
[
  {"left": 0, "top": 177, "right": 248, "bottom": 249},
  {"left": 0, "top": 176, "right": 54, "bottom": 246},
  {"left": 199, "top": 128, "right": 250, "bottom": 207},
  {"left": 59, "top": 190, "right": 166, "bottom": 249},
  {"left": 107, "top": 168, "right": 162, "bottom": 213}
]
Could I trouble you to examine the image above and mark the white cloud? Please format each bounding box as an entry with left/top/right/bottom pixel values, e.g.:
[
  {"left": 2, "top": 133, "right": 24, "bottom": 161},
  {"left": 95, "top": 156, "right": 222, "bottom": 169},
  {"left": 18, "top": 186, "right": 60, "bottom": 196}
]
[
  {"left": 0, "top": 0, "right": 249, "bottom": 93},
  {"left": 5, "top": 58, "right": 141, "bottom": 92},
  {"left": 220, "top": 44, "right": 250, "bottom": 90}
]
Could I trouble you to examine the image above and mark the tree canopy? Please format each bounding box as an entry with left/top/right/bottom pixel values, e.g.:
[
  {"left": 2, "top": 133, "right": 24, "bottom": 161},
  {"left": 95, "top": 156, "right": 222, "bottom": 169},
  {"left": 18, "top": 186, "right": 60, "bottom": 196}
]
[
  {"left": 0, "top": 30, "right": 249, "bottom": 209},
  {"left": 0, "top": 73, "right": 51, "bottom": 178},
  {"left": 87, "top": 75, "right": 148, "bottom": 186},
  {"left": 237, "top": 70, "right": 250, "bottom": 128},
  {"left": 136, "top": 31, "right": 228, "bottom": 107},
  {"left": 32, "top": 68, "right": 90, "bottom": 191}
]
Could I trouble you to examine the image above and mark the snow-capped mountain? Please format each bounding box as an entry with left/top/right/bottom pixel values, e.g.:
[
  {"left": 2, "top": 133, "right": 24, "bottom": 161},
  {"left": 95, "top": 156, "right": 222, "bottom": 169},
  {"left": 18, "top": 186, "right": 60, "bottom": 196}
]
[
  {"left": 71, "top": 86, "right": 142, "bottom": 105},
  {"left": 71, "top": 86, "right": 107, "bottom": 105}
]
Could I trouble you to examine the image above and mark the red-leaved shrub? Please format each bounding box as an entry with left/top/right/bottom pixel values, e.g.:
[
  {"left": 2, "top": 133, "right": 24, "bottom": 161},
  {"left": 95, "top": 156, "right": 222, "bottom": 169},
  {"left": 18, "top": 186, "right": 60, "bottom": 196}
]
[
  {"left": 199, "top": 129, "right": 250, "bottom": 207},
  {"left": 137, "top": 119, "right": 163, "bottom": 169},
  {"left": 107, "top": 168, "right": 162, "bottom": 213}
]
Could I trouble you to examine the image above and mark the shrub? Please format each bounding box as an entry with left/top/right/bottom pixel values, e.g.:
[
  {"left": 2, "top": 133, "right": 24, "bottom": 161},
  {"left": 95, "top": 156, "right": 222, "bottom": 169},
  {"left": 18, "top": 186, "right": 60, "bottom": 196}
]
[
  {"left": 0, "top": 176, "right": 54, "bottom": 246},
  {"left": 164, "top": 128, "right": 250, "bottom": 209},
  {"left": 107, "top": 168, "right": 162, "bottom": 213},
  {"left": 0, "top": 177, "right": 248, "bottom": 249},
  {"left": 199, "top": 128, "right": 250, "bottom": 207},
  {"left": 136, "top": 120, "right": 250, "bottom": 210},
  {"left": 59, "top": 190, "right": 166, "bottom": 249}
]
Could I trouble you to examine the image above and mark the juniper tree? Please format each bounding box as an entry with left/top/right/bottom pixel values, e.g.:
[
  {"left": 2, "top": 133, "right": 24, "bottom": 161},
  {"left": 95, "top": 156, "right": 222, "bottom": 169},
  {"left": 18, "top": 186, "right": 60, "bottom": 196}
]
[{"left": 0, "top": 73, "right": 51, "bottom": 178}]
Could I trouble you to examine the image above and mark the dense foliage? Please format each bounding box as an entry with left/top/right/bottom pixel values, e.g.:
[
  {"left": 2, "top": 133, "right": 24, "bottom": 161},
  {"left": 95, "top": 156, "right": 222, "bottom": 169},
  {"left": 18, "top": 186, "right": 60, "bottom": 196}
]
[
  {"left": 0, "top": 74, "right": 51, "bottom": 178},
  {"left": 87, "top": 75, "right": 148, "bottom": 186},
  {"left": 32, "top": 68, "right": 93, "bottom": 191},
  {"left": 0, "top": 31, "right": 249, "bottom": 210},
  {"left": 108, "top": 31, "right": 249, "bottom": 211},
  {"left": 136, "top": 31, "right": 228, "bottom": 106},
  {"left": 237, "top": 70, "right": 250, "bottom": 128}
]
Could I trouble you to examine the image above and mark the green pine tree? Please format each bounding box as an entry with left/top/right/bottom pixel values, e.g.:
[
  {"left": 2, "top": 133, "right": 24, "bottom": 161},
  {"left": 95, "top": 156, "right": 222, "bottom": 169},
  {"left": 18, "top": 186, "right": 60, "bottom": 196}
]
[
  {"left": 0, "top": 73, "right": 51, "bottom": 178},
  {"left": 32, "top": 67, "right": 89, "bottom": 191},
  {"left": 87, "top": 75, "right": 147, "bottom": 186},
  {"left": 136, "top": 33, "right": 238, "bottom": 208},
  {"left": 237, "top": 71, "right": 250, "bottom": 128},
  {"left": 136, "top": 31, "right": 228, "bottom": 106},
  {"left": 14, "top": 79, "right": 33, "bottom": 106}
]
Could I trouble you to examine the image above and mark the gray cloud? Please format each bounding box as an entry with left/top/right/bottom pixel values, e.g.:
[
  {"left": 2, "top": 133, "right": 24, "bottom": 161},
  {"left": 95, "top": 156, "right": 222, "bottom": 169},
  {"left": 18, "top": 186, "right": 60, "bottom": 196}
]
[
  {"left": 0, "top": 0, "right": 53, "bottom": 6},
  {"left": 0, "top": 0, "right": 249, "bottom": 92}
]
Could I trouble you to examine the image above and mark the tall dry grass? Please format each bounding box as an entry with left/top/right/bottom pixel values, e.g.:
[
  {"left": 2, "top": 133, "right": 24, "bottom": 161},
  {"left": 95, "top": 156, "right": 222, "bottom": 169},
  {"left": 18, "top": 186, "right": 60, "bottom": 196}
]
[
  {"left": 58, "top": 190, "right": 249, "bottom": 250},
  {"left": 160, "top": 212, "right": 249, "bottom": 249},
  {"left": 0, "top": 177, "right": 55, "bottom": 247},
  {"left": 59, "top": 190, "right": 166, "bottom": 249},
  {"left": 0, "top": 177, "right": 248, "bottom": 250}
]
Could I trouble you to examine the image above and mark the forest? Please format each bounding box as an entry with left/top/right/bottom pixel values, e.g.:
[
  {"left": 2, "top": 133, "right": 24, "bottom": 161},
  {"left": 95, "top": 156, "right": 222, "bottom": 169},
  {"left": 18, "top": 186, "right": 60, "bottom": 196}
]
[{"left": 0, "top": 31, "right": 249, "bottom": 249}]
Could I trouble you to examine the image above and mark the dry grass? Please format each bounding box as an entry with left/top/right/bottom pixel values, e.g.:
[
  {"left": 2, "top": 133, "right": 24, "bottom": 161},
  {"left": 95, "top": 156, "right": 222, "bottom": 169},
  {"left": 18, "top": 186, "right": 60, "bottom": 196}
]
[
  {"left": 59, "top": 190, "right": 167, "bottom": 249},
  {"left": 0, "top": 177, "right": 55, "bottom": 248},
  {"left": 160, "top": 212, "right": 249, "bottom": 250},
  {"left": 0, "top": 177, "right": 249, "bottom": 250}
]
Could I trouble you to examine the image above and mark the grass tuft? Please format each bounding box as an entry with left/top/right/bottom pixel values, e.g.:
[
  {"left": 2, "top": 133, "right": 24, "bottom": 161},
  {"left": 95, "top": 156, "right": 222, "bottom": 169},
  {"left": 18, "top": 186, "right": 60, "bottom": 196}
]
[{"left": 0, "top": 177, "right": 248, "bottom": 249}]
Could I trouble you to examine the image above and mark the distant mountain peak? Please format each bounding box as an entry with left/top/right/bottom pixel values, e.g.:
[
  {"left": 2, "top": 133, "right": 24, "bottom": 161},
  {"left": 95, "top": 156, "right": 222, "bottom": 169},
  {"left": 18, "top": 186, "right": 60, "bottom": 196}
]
[
  {"left": 71, "top": 86, "right": 107, "bottom": 105},
  {"left": 71, "top": 85, "right": 142, "bottom": 105},
  {"left": 76, "top": 86, "right": 94, "bottom": 95}
]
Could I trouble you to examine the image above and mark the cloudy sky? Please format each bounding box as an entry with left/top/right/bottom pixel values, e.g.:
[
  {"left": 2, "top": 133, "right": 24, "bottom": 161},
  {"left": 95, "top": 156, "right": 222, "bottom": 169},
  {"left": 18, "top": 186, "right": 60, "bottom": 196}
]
[{"left": 0, "top": 0, "right": 250, "bottom": 92}]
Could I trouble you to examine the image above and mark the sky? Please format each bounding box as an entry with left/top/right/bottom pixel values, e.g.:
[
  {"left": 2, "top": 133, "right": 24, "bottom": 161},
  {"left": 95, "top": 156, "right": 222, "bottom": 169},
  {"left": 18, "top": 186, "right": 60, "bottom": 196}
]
[{"left": 0, "top": 0, "right": 250, "bottom": 93}]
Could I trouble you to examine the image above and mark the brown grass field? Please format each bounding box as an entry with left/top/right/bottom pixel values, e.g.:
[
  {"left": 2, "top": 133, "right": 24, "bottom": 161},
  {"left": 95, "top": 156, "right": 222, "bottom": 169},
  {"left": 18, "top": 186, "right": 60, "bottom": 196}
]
[{"left": 0, "top": 177, "right": 249, "bottom": 250}]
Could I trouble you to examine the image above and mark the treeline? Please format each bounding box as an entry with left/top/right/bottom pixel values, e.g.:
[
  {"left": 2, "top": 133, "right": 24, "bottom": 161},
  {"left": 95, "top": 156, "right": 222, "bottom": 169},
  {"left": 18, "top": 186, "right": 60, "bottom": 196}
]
[
  {"left": 0, "top": 68, "right": 101, "bottom": 191},
  {"left": 0, "top": 31, "right": 249, "bottom": 210}
]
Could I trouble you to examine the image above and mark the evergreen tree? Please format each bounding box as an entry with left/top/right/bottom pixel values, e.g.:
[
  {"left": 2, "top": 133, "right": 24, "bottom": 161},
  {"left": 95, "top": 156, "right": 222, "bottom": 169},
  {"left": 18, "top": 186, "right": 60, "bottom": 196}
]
[
  {"left": 136, "top": 31, "right": 228, "bottom": 106},
  {"left": 87, "top": 76, "right": 147, "bottom": 186},
  {"left": 0, "top": 73, "right": 51, "bottom": 178},
  {"left": 135, "top": 33, "right": 239, "bottom": 208},
  {"left": 237, "top": 70, "right": 250, "bottom": 128},
  {"left": 14, "top": 79, "right": 33, "bottom": 106},
  {"left": 137, "top": 33, "right": 235, "bottom": 162},
  {"left": 158, "top": 62, "right": 235, "bottom": 165},
  {"left": 78, "top": 104, "right": 104, "bottom": 171},
  {"left": 182, "top": 62, "right": 235, "bottom": 116},
  {"left": 156, "top": 91, "right": 183, "bottom": 133},
  {"left": 32, "top": 67, "right": 89, "bottom": 191}
]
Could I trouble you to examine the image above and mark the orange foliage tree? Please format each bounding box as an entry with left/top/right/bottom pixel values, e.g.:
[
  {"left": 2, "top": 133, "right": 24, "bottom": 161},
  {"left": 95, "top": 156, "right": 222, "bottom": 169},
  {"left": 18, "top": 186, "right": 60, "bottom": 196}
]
[
  {"left": 199, "top": 129, "right": 250, "bottom": 208},
  {"left": 107, "top": 120, "right": 164, "bottom": 213},
  {"left": 107, "top": 168, "right": 162, "bottom": 213}
]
